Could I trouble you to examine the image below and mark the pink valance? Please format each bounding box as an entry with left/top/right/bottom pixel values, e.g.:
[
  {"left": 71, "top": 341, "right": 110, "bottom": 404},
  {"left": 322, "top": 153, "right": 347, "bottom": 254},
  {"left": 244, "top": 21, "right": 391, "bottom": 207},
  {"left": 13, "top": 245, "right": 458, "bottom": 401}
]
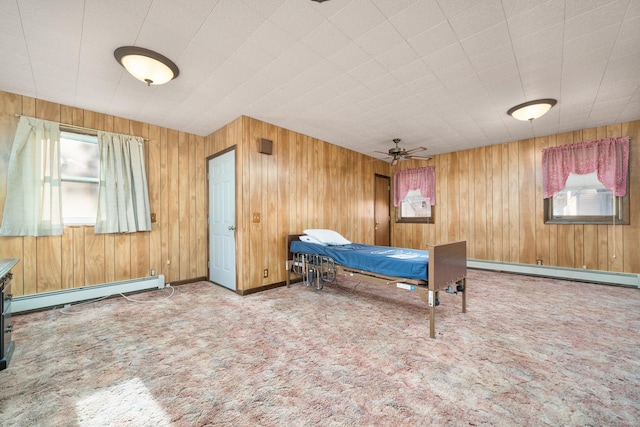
[
  {"left": 393, "top": 166, "right": 436, "bottom": 207},
  {"left": 542, "top": 137, "right": 629, "bottom": 199}
]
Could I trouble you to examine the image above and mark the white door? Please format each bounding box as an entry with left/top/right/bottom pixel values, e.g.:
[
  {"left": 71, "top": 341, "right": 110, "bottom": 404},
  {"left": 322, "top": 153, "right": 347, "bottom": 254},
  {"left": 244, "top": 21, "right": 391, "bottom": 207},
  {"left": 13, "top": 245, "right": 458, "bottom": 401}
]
[{"left": 208, "top": 150, "right": 236, "bottom": 291}]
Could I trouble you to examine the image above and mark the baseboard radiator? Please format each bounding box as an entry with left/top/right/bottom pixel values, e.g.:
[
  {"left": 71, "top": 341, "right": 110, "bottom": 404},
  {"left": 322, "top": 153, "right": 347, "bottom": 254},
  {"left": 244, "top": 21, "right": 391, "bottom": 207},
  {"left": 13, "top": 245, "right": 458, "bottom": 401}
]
[
  {"left": 467, "top": 259, "right": 639, "bottom": 288},
  {"left": 12, "top": 275, "right": 165, "bottom": 314}
]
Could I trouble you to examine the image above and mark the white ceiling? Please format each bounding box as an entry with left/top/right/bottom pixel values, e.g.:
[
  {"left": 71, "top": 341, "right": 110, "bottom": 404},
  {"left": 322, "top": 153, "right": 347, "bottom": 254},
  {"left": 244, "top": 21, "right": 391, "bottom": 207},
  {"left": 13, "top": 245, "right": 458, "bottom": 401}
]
[{"left": 1, "top": 0, "right": 639, "bottom": 160}]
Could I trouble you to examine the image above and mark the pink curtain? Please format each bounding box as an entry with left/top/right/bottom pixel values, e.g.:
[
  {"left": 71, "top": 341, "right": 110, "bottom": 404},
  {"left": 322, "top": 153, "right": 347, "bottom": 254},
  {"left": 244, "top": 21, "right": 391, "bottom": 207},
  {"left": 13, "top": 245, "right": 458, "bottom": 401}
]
[
  {"left": 393, "top": 167, "right": 436, "bottom": 207},
  {"left": 542, "top": 137, "right": 629, "bottom": 199}
]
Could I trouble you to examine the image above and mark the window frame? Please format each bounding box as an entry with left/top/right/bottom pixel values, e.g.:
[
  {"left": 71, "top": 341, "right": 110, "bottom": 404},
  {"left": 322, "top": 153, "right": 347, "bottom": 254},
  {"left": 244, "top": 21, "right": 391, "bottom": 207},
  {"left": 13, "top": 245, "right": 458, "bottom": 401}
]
[
  {"left": 543, "top": 171, "right": 630, "bottom": 225},
  {"left": 59, "top": 129, "right": 100, "bottom": 226},
  {"left": 395, "top": 190, "right": 435, "bottom": 224}
]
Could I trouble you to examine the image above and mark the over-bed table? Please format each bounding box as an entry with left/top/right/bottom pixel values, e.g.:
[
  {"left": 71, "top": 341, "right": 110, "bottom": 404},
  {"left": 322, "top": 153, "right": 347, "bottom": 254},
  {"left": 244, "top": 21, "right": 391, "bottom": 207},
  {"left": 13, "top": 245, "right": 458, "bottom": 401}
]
[{"left": 286, "top": 234, "right": 467, "bottom": 338}]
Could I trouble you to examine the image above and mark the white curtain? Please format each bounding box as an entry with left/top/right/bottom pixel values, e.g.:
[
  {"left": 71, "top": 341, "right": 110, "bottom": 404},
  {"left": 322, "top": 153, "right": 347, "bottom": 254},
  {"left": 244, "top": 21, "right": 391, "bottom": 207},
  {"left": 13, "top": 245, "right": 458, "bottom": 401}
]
[
  {"left": 95, "top": 131, "right": 151, "bottom": 233},
  {"left": 0, "top": 116, "right": 62, "bottom": 236}
]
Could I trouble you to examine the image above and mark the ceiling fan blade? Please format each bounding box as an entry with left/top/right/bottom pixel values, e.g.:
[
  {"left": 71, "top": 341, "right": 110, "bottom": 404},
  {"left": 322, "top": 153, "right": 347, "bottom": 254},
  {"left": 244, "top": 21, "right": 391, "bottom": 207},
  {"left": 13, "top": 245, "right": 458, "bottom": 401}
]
[
  {"left": 407, "top": 155, "right": 432, "bottom": 161},
  {"left": 374, "top": 150, "right": 391, "bottom": 156},
  {"left": 403, "top": 146, "right": 428, "bottom": 155}
]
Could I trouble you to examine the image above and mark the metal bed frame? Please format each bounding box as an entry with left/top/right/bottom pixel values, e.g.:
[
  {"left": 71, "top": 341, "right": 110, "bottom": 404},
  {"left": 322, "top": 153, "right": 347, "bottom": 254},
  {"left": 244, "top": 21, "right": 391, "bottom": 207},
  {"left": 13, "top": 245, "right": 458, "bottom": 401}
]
[{"left": 285, "top": 234, "right": 467, "bottom": 338}]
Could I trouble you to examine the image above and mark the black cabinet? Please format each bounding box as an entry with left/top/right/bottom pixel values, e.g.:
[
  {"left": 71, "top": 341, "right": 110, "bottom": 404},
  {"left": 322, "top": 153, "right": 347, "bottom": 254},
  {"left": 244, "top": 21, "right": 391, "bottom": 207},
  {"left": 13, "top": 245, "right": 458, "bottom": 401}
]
[{"left": 1, "top": 258, "right": 18, "bottom": 371}]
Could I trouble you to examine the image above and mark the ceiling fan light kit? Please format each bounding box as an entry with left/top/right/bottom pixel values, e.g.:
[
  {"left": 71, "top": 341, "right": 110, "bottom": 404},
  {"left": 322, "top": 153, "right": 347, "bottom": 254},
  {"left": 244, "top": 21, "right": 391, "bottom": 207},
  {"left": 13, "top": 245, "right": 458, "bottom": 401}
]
[
  {"left": 114, "top": 46, "right": 180, "bottom": 86},
  {"left": 507, "top": 98, "right": 557, "bottom": 121}
]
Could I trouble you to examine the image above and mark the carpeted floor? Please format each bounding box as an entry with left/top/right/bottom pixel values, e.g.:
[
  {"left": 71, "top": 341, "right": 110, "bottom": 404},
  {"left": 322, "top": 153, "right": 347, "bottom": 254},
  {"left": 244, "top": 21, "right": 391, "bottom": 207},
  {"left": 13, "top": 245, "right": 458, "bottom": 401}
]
[{"left": 1, "top": 269, "right": 639, "bottom": 426}]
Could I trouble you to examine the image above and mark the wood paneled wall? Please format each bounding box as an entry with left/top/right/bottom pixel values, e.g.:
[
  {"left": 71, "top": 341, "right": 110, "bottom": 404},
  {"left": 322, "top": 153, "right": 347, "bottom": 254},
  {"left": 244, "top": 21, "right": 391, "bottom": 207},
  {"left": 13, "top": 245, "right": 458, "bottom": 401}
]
[
  {"left": 0, "top": 90, "right": 208, "bottom": 297},
  {"left": 206, "top": 116, "right": 390, "bottom": 291},
  {"left": 2, "top": 88, "right": 638, "bottom": 299},
  {"left": 392, "top": 120, "right": 640, "bottom": 275}
]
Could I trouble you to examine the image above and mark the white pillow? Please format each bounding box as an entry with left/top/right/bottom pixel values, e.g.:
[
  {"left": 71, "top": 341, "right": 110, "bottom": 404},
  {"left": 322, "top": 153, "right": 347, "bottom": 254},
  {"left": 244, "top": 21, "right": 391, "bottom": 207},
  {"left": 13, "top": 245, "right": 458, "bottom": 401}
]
[
  {"left": 300, "top": 235, "right": 326, "bottom": 246},
  {"left": 303, "top": 229, "right": 351, "bottom": 246}
]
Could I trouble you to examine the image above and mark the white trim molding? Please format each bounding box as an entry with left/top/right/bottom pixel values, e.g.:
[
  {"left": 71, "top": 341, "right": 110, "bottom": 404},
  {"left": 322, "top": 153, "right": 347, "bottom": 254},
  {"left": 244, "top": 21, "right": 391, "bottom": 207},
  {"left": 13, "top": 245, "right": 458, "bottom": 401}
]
[
  {"left": 12, "top": 275, "right": 165, "bottom": 313},
  {"left": 467, "top": 260, "right": 639, "bottom": 288}
]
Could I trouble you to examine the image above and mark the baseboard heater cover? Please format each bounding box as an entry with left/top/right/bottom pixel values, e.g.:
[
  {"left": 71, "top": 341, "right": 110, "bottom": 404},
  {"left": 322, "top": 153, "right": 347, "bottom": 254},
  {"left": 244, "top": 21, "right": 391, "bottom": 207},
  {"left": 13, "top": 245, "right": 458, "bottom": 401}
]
[
  {"left": 12, "top": 275, "right": 165, "bottom": 313},
  {"left": 467, "top": 259, "right": 639, "bottom": 288}
]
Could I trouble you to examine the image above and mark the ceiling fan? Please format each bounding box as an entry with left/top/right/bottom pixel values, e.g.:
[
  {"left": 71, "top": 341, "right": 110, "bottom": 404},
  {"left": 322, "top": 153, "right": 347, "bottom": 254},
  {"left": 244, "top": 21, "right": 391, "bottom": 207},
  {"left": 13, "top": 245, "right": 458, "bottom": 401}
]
[{"left": 376, "top": 138, "right": 432, "bottom": 166}]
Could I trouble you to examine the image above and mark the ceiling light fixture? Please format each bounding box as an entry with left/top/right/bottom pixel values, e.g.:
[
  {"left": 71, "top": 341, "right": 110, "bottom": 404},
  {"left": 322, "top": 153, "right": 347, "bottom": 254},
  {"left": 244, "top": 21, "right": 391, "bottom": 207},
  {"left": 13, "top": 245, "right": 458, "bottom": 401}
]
[
  {"left": 114, "top": 46, "right": 179, "bottom": 86},
  {"left": 311, "top": 0, "right": 330, "bottom": 3},
  {"left": 507, "top": 98, "right": 557, "bottom": 121}
]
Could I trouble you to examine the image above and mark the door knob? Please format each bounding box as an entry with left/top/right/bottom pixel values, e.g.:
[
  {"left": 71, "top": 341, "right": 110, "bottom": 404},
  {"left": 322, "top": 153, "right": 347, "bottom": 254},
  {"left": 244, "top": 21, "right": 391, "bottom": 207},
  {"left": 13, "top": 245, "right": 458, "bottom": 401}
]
[{"left": 228, "top": 225, "right": 236, "bottom": 231}]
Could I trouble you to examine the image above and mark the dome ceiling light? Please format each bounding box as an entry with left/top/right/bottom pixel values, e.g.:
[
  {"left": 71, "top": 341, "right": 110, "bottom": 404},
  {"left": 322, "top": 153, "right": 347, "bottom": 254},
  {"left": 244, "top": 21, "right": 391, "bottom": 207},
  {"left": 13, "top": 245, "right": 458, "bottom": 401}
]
[
  {"left": 114, "top": 46, "right": 179, "bottom": 86},
  {"left": 507, "top": 98, "right": 557, "bottom": 121}
]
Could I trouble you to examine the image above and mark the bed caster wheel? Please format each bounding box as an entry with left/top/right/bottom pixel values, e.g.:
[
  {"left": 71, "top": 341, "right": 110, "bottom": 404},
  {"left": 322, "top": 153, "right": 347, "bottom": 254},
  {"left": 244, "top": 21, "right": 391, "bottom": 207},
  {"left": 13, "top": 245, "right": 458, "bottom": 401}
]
[{"left": 457, "top": 284, "right": 465, "bottom": 293}]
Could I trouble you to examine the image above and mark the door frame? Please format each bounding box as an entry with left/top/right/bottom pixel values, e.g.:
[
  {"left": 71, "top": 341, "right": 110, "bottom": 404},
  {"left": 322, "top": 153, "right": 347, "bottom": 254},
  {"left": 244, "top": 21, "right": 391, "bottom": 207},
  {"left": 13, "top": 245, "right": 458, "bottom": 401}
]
[
  {"left": 374, "top": 173, "right": 391, "bottom": 246},
  {"left": 206, "top": 145, "right": 237, "bottom": 291}
]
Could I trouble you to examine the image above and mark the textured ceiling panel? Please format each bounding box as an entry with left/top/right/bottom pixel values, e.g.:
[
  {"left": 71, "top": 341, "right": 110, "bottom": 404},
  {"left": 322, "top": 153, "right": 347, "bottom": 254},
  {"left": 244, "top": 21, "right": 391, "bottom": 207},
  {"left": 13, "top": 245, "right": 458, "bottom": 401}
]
[{"left": 1, "top": 0, "right": 638, "bottom": 161}]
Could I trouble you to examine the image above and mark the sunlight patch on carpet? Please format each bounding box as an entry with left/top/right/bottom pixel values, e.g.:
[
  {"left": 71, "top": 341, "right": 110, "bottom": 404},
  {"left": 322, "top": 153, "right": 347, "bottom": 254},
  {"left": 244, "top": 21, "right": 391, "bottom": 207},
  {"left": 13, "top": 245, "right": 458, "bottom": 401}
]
[{"left": 76, "top": 378, "right": 171, "bottom": 426}]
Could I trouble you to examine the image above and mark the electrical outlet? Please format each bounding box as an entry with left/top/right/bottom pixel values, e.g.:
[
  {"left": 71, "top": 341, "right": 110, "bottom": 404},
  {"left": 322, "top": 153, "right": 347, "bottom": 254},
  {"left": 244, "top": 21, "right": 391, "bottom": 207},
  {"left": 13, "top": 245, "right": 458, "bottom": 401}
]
[
  {"left": 263, "top": 269, "right": 268, "bottom": 278},
  {"left": 150, "top": 213, "right": 157, "bottom": 223},
  {"left": 252, "top": 213, "right": 261, "bottom": 223}
]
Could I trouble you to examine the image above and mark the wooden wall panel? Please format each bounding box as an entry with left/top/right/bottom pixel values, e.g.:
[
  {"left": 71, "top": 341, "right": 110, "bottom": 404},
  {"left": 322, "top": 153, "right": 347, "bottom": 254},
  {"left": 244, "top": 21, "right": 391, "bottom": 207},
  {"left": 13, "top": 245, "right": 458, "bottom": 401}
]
[
  {"left": 471, "top": 148, "right": 486, "bottom": 260},
  {"left": 458, "top": 150, "right": 470, "bottom": 255},
  {"left": 23, "top": 237, "right": 37, "bottom": 296},
  {"left": 71, "top": 229, "right": 84, "bottom": 288},
  {"left": 204, "top": 116, "right": 391, "bottom": 291},
  {"left": 391, "top": 118, "right": 640, "bottom": 278},
  {"left": 518, "top": 139, "right": 536, "bottom": 265},
  {"left": 159, "top": 127, "right": 170, "bottom": 278},
  {"left": 37, "top": 236, "right": 62, "bottom": 292},
  {"left": 188, "top": 133, "right": 199, "bottom": 279},
  {"left": 437, "top": 154, "right": 449, "bottom": 244},
  {"left": 447, "top": 152, "right": 460, "bottom": 242},
  {"left": 195, "top": 134, "right": 207, "bottom": 278},
  {"left": 247, "top": 117, "right": 263, "bottom": 288},
  {"left": 114, "top": 234, "right": 131, "bottom": 282},
  {"left": 263, "top": 122, "right": 278, "bottom": 286},
  {"left": 178, "top": 131, "right": 190, "bottom": 280},
  {"left": 0, "top": 90, "right": 206, "bottom": 296},
  {"left": 507, "top": 142, "right": 520, "bottom": 263},
  {"left": 148, "top": 125, "right": 162, "bottom": 278},
  {"left": 85, "top": 230, "right": 105, "bottom": 286},
  {"left": 276, "top": 127, "right": 291, "bottom": 265},
  {"left": 500, "top": 143, "right": 510, "bottom": 263},
  {"left": 489, "top": 144, "right": 503, "bottom": 261},
  {"left": 1, "top": 89, "right": 639, "bottom": 299},
  {"left": 167, "top": 129, "right": 180, "bottom": 283}
]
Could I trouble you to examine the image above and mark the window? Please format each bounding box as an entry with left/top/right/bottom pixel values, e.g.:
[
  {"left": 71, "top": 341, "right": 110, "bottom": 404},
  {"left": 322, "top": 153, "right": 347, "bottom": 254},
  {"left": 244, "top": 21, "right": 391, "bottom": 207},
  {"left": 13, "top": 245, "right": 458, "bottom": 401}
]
[
  {"left": 60, "top": 131, "right": 100, "bottom": 225},
  {"left": 393, "top": 167, "right": 436, "bottom": 224},
  {"left": 396, "top": 189, "right": 434, "bottom": 223},
  {"left": 544, "top": 171, "right": 629, "bottom": 224}
]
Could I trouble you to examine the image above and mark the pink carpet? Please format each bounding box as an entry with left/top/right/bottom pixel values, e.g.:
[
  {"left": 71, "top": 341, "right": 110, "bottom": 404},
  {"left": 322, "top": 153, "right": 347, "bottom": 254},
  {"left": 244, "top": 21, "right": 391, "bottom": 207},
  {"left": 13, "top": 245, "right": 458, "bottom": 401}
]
[{"left": 1, "top": 269, "right": 638, "bottom": 426}]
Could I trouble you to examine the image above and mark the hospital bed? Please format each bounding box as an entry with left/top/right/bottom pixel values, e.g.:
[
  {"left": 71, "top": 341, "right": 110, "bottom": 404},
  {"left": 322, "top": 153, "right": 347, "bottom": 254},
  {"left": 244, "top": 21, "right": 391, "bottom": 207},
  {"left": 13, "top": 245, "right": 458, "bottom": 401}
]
[{"left": 285, "top": 232, "right": 467, "bottom": 338}]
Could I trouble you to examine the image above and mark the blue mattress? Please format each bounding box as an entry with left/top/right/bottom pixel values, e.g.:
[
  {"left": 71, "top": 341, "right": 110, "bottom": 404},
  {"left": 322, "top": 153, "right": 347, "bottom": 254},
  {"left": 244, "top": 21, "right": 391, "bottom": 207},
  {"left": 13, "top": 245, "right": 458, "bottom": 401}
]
[{"left": 290, "top": 241, "right": 429, "bottom": 280}]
